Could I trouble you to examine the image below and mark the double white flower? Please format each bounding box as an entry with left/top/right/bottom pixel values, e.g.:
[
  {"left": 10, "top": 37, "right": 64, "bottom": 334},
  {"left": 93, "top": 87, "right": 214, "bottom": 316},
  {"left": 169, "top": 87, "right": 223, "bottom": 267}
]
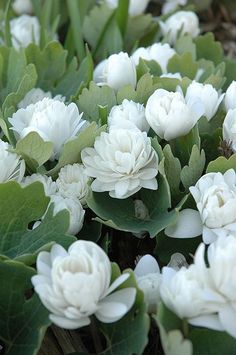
[
  {"left": 32, "top": 240, "right": 136, "bottom": 329},
  {"left": 145, "top": 88, "right": 204, "bottom": 141},
  {"left": 166, "top": 169, "right": 236, "bottom": 244},
  {"left": 9, "top": 98, "right": 86, "bottom": 161},
  {"left": 185, "top": 81, "right": 224, "bottom": 121},
  {"left": 0, "top": 139, "right": 25, "bottom": 183},
  {"left": 160, "top": 11, "right": 200, "bottom": 44},
  {"left": 131, "top": 43, "right": 176, "bottom": 74},
  {"left": 161, "top": 236, "right": 236, "bottom": 339},
  {"left": 93, "top": 52, "right": 137, "bottom": 91},
  {"left": 10, "top": 15, "right": 40, "bottom": 49},
  {"left": 108, "top": 99, "right": 149, "bottom": 133},
  {"left": 81, "top": 129, "right": 159, "bottom": 199}
]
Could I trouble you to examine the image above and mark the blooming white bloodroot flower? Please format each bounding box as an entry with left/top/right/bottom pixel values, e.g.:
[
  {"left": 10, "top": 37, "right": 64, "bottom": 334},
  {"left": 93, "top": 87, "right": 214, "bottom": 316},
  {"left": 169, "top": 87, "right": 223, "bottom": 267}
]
[
  {"left": 131, "top": 43, "right": 176, "bottom": 74},
  {"left": 224, "top": 81, "right": 236, "bottom": 111},
  {"left": 9, "top": 98, "right": 86, "bottom": 160},
  {"left": 31, "top": 240, "right": 136, "bottom": 329},
  {"left": 104, "top": 0, "right": 150, "bottom": 17},
  {"left": 162, "top": 0, "right": 188, "bottom": 14},
  {"left": 134, "top": 255, "right": 161, "bottom": 313},
  {"left": 12, "top": 0, "right": 33, "bottom": 14},
  {"left": 93, "top": 52, "right": 137, "bottom": 91},
  {"left": 165, "top": 169, "right": 236, "bottom": 244},
  {"left": 21, "top": 173, "right": 57, "bottom": 197},
  {"left": 81, "top": 129, "right": 159, "bottom": 199},
  {"left": 160, "top": 11, "right": 200, "bottom": 45},
  {"left": 108, "top": 99, "right": 149, "bottom": 132},
  {"left": 160, "top": 244, "right": 219, "bottom": 328},
  {"left": 0, "top": 139, "right": 25, "bottom": 182},
  {"left": 223, "top": 109, "right": 236, "bottom": 152},
  {"left": 145, "top": 88, "right": 204, "bottom": 140},
  {"left": 161, "top": 237, "right": 236, "bottom": 339},
  {"left": 185, "top": 81, "right": 224, "bottom": 121},
  {"left": 50, "top": 194, "right": 85, "bottom": 235},
  {"left": 10, "top": 15, "right": 40, "bottom": 49},
  {"left": 18, "top": 88, "right": 65, "bottom": 109},
  {"left": 56, "top": 164, "right": 90, "bottom": 206}
]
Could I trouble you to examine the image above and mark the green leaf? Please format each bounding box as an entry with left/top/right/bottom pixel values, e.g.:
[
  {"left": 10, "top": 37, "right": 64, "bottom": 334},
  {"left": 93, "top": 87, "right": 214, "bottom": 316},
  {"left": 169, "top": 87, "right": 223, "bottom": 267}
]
[
  {"left": 100, "top": 271, "right": 150, "bottom": 355},
  {"left": 224, "top": 57, "right": 236, "bottom": 90},
  {"left": 163, "top": 145, "right": 182, "bottom": 198},
  {"left": 86, "top": 173, "right": 183, "bottom": 238},
  {"left": 206, "top": 154, "right": 236, "bottom": 174},
  {"left": 25, "top": 42, "right": 67, "bottom": 91},
  {"left": 15, "top": 132, "right": 53, "bottom": 171},
  {"left": 53, "top": 51, "right": 93, "bottom": 100},
  {"left": 0, "top": 259, "right": 50, "bottom": 355},
  {"left": 125, "top": 14, "right": 155, "bottom": 53},
  {"left": 175, "top": 35, "right": 196, "bottom": 60},
  {"left": 167, "top": 52, "right": 198, "bottom": 79},
  {"left": 188, "top": 328, "right": 236, "bottom": 355},
  {"left": 157, "top": 302, "right": 182, "bottom": 333},
  {"left": 180, "top": 145, "right": 206, "bottom": 190},
  {"left": 136, "top": 73, "right": 159, "bottom": 104},
  {"left": 195, "top": 32, "right": 223, "bottom": 65},
  {"left": 0, "top": 181, "right": 75, "bottom": 264},
  {"left": 47, "top": 123, "right": 106, "bottom": 177},
  {"left": 77, "top": 82, "right": 117, "bottom": 121}
]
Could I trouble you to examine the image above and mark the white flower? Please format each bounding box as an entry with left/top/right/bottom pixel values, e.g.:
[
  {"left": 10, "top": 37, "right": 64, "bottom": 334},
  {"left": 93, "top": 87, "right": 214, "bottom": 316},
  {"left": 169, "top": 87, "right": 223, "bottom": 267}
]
[
  {"left": 134, "top": 255, "right": 161, "bottom": 313},
  {"left": 93, "top": 52, "right": 137, "bottom": 91},
  {"left": 12, "top": 0, "right": 33, "bottom": 14},
  {"left": 145, "top": 88, "right": 204, "bottom": 140},
  {"left": 191, "top": 236, "right": 236, "bottom": 338},
  {"left": 104, "top": 0, "right": 150, "bottom": 17},
  {"left": 165, "top": 169, "right": 236, "bottom": 244},
  {"left": 81, "top": 129, "right": 158, "bottom": 199},
  {"left": 162, "top": 0, "right": 188, "bottom": 14},
  {"left": 56, "top": 164, "right": 90, "bottom": 206},
  {"left": 131, "top": 43, "right": 176, "bottom": 74},
  {"left": 108, "top": 99, "right": 149, "bottom": 132},
  {"left": 185, "top": 81, "right": 224, "bottom": 121},
  {"left": 9, "top": 98, "right": 86, "bottom": 160},
  {"left": 31, "top": 240, "right": 136, "bottom": 329},
  {"left": 18, "top": 88, "right": 65, "bottom": 109},
  {"left": 21, "top": 173, "right": 57, "bottom": 197},
  {"left": 50, "top": 195, "right": 85, "bottom": 235},
  {"left": 10, "top": 15, "right": 40, "bottom": 49},
  {"left": 223, "top": 109, "right": 236, "bottom": 152},
  {"left": 224, "top": 81, "right": 236, "bottom": 111},
  {"left": 160, "top": 244, "right": 221, "bottom": 329},
  {"left": 0, "top": 139, "right": 25, "bottom": 182},
  {"left": 160, "top": 11, "right": 200, "bottom": 45}
]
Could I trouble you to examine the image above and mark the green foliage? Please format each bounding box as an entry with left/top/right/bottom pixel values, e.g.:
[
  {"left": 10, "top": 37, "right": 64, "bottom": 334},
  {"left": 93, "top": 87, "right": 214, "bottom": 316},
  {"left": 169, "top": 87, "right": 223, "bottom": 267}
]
[
  {"left": 163, "top": 145, "right": 182, "bottom": 198},
  {"left": 206, "top": 154, "right": 236, "bottom": 174},
  {"left": 15, "top": 132, "right": 53, "bottom": 172},
  {"left": 100, "top": 270, "right": 150, "bottom": 355},
  {"left": 77, "top": 82, "right": 117, "bottom": 121},
  {"left": 167, "top": 52, "right": 198, "bottom": 79},
  {"left": 0, "top": 181, "right": 75, "bottom": 265},
  {"left": 180, "top": 145, "right": 206, "bottom": 190},
  {"left": 0, "top": 259, "right": 50, "bottom": 355},
  {"left": 194, "top": 33, "right": 223, "bottom": 66}
]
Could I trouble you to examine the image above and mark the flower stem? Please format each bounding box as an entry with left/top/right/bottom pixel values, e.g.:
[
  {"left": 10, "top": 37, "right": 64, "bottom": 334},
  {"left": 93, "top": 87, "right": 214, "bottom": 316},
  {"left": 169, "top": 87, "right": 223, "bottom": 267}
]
[{"left": 182, "top": 319, "right": 189, "bottom": 338}]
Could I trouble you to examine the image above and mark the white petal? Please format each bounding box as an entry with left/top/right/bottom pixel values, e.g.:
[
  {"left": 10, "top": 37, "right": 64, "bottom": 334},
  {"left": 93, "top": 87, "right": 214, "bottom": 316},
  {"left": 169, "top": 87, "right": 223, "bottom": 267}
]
[
  {"left": 50, "top": 314, "right": 91, "bottom": 329},
  {"left": 219, "top": 304, "right": 236, "bottom": 338},
  {"left": 104, "top": 273, "right": 130, "bottom": 297},
  {"left": 50, "top": 244, "right": 68, "bottom": 263},
  {"left": 189, "top": 314, "right": 224, "bottom": 331},
  {"left": 134, "top": 255, "right": 160, "bottom": 277},
  {"left": 165, "top": 209, "right": 202, "bottom": 238},
  {"left": 96, "top": 288, "right": 136, "bottom": 323}
]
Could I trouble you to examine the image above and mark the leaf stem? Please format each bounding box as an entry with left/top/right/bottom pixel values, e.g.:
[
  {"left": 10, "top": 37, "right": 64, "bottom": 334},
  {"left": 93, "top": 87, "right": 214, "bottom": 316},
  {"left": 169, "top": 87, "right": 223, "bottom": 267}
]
[{"left": 90, "top": 316, "right": 103, "bottom": 354}]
